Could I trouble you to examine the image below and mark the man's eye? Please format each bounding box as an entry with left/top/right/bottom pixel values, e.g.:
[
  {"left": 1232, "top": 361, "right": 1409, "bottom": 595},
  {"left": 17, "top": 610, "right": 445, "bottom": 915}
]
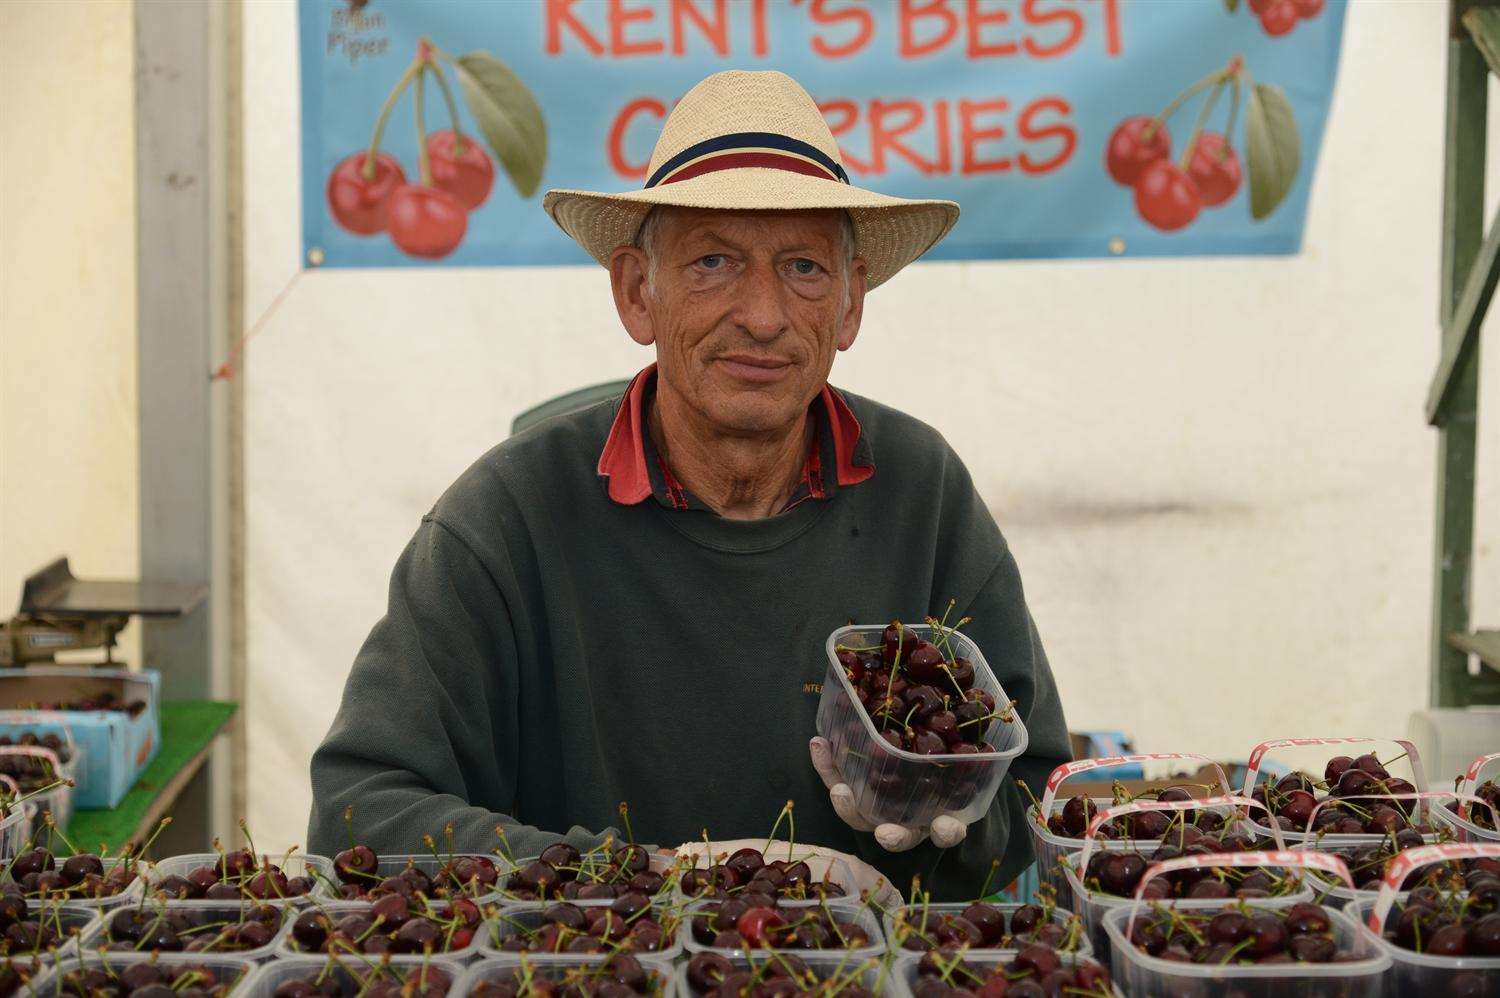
[
  {"left": 698, "top": 255, "right": 724, "bottom": 269},
  {"left": 790, "top": 259, "right": 822, "bottom": 276}
]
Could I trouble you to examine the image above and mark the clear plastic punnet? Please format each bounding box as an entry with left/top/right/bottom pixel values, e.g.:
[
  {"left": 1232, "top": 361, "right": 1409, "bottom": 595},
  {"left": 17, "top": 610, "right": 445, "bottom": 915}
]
[
  {"left": 30, "top": 953, "right": 257, "bottom": 996},
  {"left": 274, "top": 898, "right": 485, "bottom": 959},
  {"left": 1296, "top": 790, "right": 1479, "bottom": 909},
  {"left": 477, "top": 900, "right": 686, "bottom": 961},
  {"left": 95, "top": 898, "right": 291, "bottom": 961},
  {"left": 1240, "top": 736, "right": 1439, "bottom": 847},
  {"left": 681, "top": 898, "right": 884, "bottom": 960},
  {"left": 241, "top": 953, "right": 468, "bottom": 998},
  {"left": 816, "top": 623, "right": 1028, "bottom": 829},
  {"left": 461, "top": 953, "right": 677, "bottom": 996},
  {"left": 1, "top": 900, "right": 105, "bottom": 962},
  {"left": 673, "top": 851, "right": 857, "bottom": 907},
  {"left": 344, "top": 851, "right": 513, "bottom": 905},
  {"left": 1433, "top": 751, "right": 1500, "bottom": 843},
  {"left": 1025, "top": 753, "right": 1234, "bottom": 895},
  {"left": 1102, "top": 851, "right": 1390, "bottom": 997},
  {"left": 0, "top": 744, "right": 76, "bottom": 833},
  {"left": 1351, "top": 841, "right": 1500, "bottom": 996},
  {"left": 147, "top": 851, "right": 337, "bottom": 904},
  {"left": 1, "top": 855, "right": 146, "bottom": 912},
  {"left": 677, "top": 950, "right": 889, "bottom": 997},
  {"left": 0, "top": 776, "right": 31, "bottom": 860},
  {"left": 882, "top": 900, "right": 1091, "bottom": 958},
  {"left": 891, "top": 948, "right": 1124, "bottom": 998},
  {"left": 501, "top": 849, "right": 678, "bottom": 906},
  {"left": 1061, "top": 796, "right": 1308, "bottom": 961}
]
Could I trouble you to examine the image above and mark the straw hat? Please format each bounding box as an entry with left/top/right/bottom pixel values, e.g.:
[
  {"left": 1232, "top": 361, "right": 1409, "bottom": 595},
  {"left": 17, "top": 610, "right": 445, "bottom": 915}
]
[{"left": 543, "top": 70, "right": 959, "bottom": 289}]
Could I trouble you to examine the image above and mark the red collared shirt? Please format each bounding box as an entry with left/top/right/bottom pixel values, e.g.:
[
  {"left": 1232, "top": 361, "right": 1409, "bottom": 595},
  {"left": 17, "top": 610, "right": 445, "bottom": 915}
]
[{"left": 597, "top": 364, "right": 875, "bottom": 513}]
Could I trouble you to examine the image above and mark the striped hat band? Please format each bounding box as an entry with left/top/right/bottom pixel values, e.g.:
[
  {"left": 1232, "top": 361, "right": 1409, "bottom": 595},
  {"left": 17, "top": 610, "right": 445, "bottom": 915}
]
[{"left": 645, "top": 131, "right": 850, "bottom": 189}]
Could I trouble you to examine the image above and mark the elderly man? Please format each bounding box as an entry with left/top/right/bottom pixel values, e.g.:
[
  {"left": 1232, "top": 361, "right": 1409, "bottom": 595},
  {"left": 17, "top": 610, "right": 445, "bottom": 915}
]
[{"left": 309, "top": 70, "right": 1068, "bottom": 900}]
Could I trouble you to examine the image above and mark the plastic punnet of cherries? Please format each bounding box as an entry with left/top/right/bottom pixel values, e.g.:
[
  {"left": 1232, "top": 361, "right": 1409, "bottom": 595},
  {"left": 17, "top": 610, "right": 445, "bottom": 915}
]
[
  {"left": 1251, "top": 750, "right": 1431, "bottom": 835},
  {"left": 835, "top": 616, "right": 1014, "bottom": 757},
  {"left": 325, "top": 37, "right": 545, "bottom": 260},
  {"left": 1106, "top": 54, "right": 1301, "bottom": 235}
]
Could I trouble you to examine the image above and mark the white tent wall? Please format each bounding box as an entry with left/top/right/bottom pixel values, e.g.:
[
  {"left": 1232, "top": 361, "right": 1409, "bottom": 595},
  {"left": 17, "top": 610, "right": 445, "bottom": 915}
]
[{"left": 244, "top": 0, "right": 1500, "bottom": 851}]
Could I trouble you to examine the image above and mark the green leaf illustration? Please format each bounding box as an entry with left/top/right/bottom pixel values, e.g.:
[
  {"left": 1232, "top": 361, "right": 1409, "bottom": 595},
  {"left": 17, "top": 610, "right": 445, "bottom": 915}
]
[
  {"left": 1245, "top": 82, "right": 1300, "bottom": 220},
  {"left": 1223, "top": 0, "right": 1241, "bottom": 12},
  {"left": 452, "top": 52, "right": 547, "bottom": 198}
]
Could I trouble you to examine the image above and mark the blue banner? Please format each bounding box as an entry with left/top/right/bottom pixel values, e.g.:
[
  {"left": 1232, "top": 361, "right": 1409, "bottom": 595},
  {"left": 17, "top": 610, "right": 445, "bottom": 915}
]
[{"left": 300, "top": 0, "right": 1346, "bottom": 268}]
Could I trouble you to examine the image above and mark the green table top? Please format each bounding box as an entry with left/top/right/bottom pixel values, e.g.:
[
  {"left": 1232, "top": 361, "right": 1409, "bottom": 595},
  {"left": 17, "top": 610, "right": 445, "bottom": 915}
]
[{"left": 66, "top": 700, "right": 237, "bottom": 854}]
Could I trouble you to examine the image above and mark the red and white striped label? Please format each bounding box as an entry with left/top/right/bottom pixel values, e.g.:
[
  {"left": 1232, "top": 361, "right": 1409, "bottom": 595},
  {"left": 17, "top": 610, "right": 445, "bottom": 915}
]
[
  {"left": 1370, "top": 842, "right": 1500, "bottom": 934},
  {"left": 1077, "top": 794, "right": 1281, "bottom": 870},
  {"left": 1040, "top": 753, "right": 1228, "bottom": 814},
  {"left": 1240, "top": 737, "right": 1426, "bottom": 798},
  {"left": 1123, "top": 850, "right": 1351, "bottom": 942},
  {"left": 1461, "top": 752, "right": 1500, "bottom": 798}
]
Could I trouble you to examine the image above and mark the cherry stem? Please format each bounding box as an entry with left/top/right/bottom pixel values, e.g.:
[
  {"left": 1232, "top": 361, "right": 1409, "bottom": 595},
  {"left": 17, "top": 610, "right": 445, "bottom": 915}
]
[
  {"left": 1150, "top": 69, "right": 1223, "bottom": 138},
  {"left": 428, "top": 61, "right": 466, "bottom": 156},
  {"left": 413, "top": 65, "right": 433, "bottom": 187},
  {"left": 364, "top": 56, "right": 422, "bottom": 180},
  {"left": 1223, "top": 71, "right": 1243, "bottom": 161},
  {"left": 1179, "top": 78, "right": 1226, "bottom": 172}
]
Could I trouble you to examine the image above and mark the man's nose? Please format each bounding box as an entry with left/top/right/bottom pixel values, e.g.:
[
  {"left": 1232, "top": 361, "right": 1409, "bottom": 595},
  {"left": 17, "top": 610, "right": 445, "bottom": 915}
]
[{"left": 734, "top": 261, "right": 791, "bottom": 342}]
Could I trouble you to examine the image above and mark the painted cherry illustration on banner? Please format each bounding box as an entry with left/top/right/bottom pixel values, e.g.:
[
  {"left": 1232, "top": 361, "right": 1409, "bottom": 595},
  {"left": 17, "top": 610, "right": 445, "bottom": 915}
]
[
  {"left": 326, "top": 152, "right": 406, "bottom": 235},
  {"left": 320, "top": 34, "right": 545, "bottom": 262},
  {"left": 1105, "top": 116, "right": 1170, "bottom": 187},
  {"left": 388, "top": 185, "right": 468, "bottom": 258},
  {"left": 426, "top": 130, "right": 495, "bottom": 211},
  {"left": 1134, "top": 161, "right": 1202, "bottom": 232},
  {"left": 1186, "top": 132, "right": 1242, "bottom": 206},
  {"left": 1259, "top": 0, "right": 1299, "bottom": 36},
  {"left": 1106, "top": 53, "right": 1299, "bottom": 234},
  {"left": 1245, "top": 0, "right": 1324, "bottom": 37}
]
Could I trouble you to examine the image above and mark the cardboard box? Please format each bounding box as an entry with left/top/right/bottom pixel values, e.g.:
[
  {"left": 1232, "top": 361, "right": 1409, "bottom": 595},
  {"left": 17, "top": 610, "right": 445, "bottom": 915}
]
[{"left": 0, "top": 668, "right": 160, "bottom": 808}]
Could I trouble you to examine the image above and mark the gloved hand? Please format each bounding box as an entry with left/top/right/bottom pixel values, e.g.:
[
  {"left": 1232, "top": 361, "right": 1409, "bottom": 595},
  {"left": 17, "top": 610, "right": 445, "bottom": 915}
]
[
  {"left": 809, "top": 736, "right": 969, "bottom": 852},
  {"left": 674, "top": 837, "right": 902, "bottom": 908}
]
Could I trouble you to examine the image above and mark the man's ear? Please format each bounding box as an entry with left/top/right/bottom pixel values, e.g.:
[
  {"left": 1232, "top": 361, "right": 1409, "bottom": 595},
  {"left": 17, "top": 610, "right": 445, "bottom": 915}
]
[
  {"left": 610, "top": 246, "right": 656, "bottom": 347},
  {"left": 836, "top": 257, "right": 868, "bottom": 352}
]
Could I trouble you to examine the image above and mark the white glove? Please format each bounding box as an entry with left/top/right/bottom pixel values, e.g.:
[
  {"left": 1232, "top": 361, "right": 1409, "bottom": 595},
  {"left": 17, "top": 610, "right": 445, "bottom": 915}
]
[
  {"left": 809, "top": 736, "right": 969, "bottom": 853},
  {"left": 674, "top": 837, "right": 902, "bottom": 909}
]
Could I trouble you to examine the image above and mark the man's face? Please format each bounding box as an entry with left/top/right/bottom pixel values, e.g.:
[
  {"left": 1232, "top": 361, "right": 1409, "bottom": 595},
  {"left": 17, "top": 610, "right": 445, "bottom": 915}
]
[{"left": 611, "top": 207, "right": 866, "bottom": 435}]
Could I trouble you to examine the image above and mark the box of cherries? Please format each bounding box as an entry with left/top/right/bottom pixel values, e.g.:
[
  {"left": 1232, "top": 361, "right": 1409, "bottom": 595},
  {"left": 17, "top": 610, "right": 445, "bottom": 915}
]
[{"left": 815, "top": 620, "right": 1028, "bottom": 828}]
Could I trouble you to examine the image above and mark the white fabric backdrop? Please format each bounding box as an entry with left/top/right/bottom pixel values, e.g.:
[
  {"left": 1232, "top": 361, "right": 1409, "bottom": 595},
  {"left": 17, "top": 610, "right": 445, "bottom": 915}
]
[{"left": 244, "top": 0, "right": 1500, "bottom": 851}]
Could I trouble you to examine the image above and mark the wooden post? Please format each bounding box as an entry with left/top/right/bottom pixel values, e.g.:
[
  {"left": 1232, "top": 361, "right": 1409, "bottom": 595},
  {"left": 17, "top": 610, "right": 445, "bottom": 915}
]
[{"left": 1429, "top": 10, "right": 1487, "bottom": 707}]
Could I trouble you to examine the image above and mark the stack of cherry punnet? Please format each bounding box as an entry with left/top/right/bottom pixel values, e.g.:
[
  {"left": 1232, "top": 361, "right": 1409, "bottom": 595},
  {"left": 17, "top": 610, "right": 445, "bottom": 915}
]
[
  {"left": 1022, "top": 753, "right": 1254, "bottom": 895},
  {"left": 261, "top": 956, "right": 459, "bottom": 998},
  {"left": 1101, "top": 852, "right": 1392, "bottom": 995},
  {"left": 886, "top": 865, "right": 1088, "bottom": 957},
  {"left": 902, "top": 945, "right": 1115, "bottom": 998},
  {"left": 322, "top": 809, "right": 507, "bottom": 902},
  {"left": 501, "top": 810, "right": 672, "bottom": 905},
  {"left": 1243, "top": 740, "right": 1438, "bottom": 838},
  {"left": 817, "top": 613, "right": 1029, "bottom": 831},
  {"left": 39, "top": 959, "right": 250, "bottom": 998},
  {"left": 483, "top": 896, "right": 680, "bottom": 956},
  {"left": 682, "top": 952, "right": 886, "bottom": 997},
  {"left": 286, "top": 897, "right": 482, "bottom": 957},
  {"left": 103, "top": 901, "right": 285, "bottom": 955},
  {"left": 678, "top": 816, "right": 848, "bottom": 905},
  {"left": 463, "top": 955, "right": 674, "bottom": 997},
  {"left": 1440, "top": 752, "right": 1500, "bottom": 844},
  {"left": 3, "top": 817, "right": 153, "bottom": 903},
  {"left": 1348, "top": 843, "right": 1500, "bottom": 998}
]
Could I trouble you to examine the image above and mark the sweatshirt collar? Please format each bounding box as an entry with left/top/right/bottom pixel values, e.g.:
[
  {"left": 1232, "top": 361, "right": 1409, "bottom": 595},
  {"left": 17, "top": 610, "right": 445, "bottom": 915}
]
[{"left": 597, "top": 363, "right": 874, "bottom": 508}]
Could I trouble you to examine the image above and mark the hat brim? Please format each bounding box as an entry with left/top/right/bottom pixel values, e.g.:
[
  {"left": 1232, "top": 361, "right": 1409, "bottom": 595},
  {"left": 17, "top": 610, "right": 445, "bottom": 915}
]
[{"left": 542, "top": 169, "right": 959, "bottom": 290}]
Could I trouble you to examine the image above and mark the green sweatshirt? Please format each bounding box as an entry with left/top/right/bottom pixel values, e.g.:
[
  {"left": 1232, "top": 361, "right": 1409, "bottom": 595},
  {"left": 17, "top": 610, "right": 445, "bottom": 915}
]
[{"left": 307, "top": 386, "right": 1070, "bottom": 900}]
